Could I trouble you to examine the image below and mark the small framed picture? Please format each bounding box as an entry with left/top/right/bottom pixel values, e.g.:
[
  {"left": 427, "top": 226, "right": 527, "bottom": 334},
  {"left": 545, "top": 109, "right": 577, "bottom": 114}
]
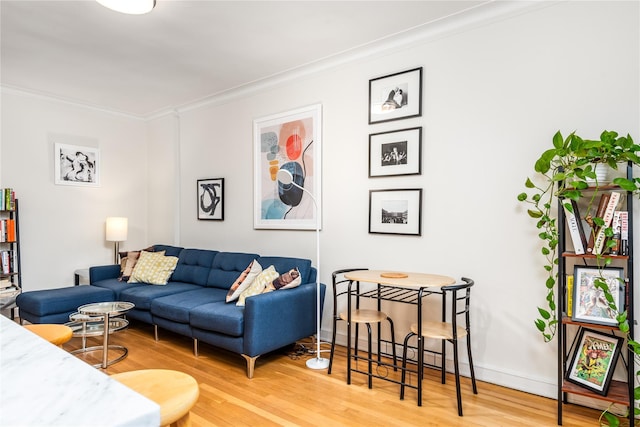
[
  {"left": 197, "top": 178, "right": 224, "bottom": 220},
  {"left": 368, "top": 67, "right": 422, "bottom": 124},
  {"left": 369, "top": 188, "right": 422, "bottom": 236},
  {"left": 54, "top": 143, "right": 100, "bottom": 187},
  {"left": 566, "top": 328, "right": 623, "bottom": 396},
  {"left": 572, "top": 266, "right": 625, "bottom": 326},
  {"left": 369, "top": 127, "right": 422, "bottom": 178}
]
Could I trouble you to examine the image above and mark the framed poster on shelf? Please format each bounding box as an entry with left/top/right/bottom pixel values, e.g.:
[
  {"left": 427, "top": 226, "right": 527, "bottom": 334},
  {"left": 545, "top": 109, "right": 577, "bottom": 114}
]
[
  {"left": 565, "top": 328, "right": 623, "bottom": 396},
  {"left": 369, "top": 188, "right": 422, "bottom": 236},
  {"left": 369, "top": 127, "right": 422, "bottom": 178},
  {"left": 197, "top": 178, "right": 224, "bottom": 220},
  {"left": 368, "top": 67, "right": 422, "bottom": 124},
  {"left": 572, "top": 266, "right": 625, "bottom": 326}
]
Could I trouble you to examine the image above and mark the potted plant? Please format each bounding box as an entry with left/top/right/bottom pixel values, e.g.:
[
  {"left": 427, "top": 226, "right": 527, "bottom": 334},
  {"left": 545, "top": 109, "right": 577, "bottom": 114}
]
[{"left": 518, "top": 130, "right": 640, "bottom": 426}]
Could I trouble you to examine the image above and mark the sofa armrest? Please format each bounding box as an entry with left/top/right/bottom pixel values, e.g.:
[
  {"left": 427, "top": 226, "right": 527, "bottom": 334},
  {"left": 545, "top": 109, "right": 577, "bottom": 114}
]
[
  {"left": 243, "top": 282, "right": 326, "bottom": 357},
  {"left": 89, "top": 265, "right": 121, "bottom": 284}
]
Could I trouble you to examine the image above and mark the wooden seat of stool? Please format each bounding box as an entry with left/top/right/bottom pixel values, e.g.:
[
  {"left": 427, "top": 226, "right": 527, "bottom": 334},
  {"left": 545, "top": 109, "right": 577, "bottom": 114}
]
[
  {"left": 24, "top": 324, "right": 73, "bottom": 346},
  {"left": 111, "top": 369, "right": 199, "bottom": 427}
]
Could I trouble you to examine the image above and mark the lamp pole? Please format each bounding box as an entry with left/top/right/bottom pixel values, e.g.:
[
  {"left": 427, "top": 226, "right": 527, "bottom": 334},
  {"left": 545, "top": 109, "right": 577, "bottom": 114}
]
[{"left": 276, "top": 169, "right": 329, "bottom": 369}]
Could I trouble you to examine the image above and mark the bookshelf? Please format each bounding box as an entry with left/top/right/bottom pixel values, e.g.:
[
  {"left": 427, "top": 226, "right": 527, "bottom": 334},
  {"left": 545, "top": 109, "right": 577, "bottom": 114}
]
[
  {"left": 0, "top": 189, "right": 21, "bottom": 319},
  {"left": 557, "top": 163, "right": 635, "bottom": 425}
]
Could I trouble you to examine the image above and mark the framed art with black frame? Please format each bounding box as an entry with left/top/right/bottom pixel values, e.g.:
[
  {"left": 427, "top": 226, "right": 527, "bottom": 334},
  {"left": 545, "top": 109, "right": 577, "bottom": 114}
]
[
  {"left": 565, "top": 328, "right": 623, "bottom": 396},
  {"left": 369, "top": 127, "right": 422, "bottom": 178},
  {"left": 571, "top": 266, "right": 625, "bottom": 326},
  {"left": 368, "top": 67, "right": 422, "bottom": 124},
  {"left": 197, "top": 178, "right": 224, "bottom": 220},
  {"left": 369, "top": 188, "right": 422, "bottom": 236}
]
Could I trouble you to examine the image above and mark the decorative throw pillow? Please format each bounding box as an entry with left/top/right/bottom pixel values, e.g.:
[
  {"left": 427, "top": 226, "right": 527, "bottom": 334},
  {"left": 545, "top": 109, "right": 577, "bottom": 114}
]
[
  {"left": 225, "top": 260, "right": 262, "bottom": 303},
  {"left": 236, "top": 265, "right": 279, "bottom": 307},
  {"left": 265, "top": 268, "right": 302, "bottom": 291},
  {"left": 118, "top": 246, "right": 156, "bottom": 281},
  {"left": 127, "top": 251, "right": 178, "bottom": 285}
]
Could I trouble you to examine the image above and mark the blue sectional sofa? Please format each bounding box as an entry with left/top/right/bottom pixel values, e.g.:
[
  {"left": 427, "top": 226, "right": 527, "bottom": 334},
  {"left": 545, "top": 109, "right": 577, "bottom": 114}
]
[{"left": 17, "top": 245, "right": 325, "bottom": 378}]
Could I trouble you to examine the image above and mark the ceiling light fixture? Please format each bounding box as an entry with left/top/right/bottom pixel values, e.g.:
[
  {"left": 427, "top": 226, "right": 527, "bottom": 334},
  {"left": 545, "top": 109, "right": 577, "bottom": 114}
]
[{"left": 96, "top": 0, "right": 156, "bottom": 15}]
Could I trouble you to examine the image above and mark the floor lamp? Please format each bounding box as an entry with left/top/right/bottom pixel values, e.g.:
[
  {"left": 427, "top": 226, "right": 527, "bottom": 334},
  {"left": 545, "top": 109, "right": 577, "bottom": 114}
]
[
  {"left": 276, "top": 169, "right": 329, "bottom": 370},
  {"left": 106, "top": 217, "right": 128, "bottom": 265}
]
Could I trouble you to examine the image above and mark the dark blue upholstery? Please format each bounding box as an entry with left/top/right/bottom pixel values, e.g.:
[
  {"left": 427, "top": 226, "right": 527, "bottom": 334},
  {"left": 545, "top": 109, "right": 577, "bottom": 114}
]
[
  {"left": 207, "top": 252, "right": 259, "bottom": 289},
  {"left": 17, "top": 245, "right": 324, "bottom": 378},
  {"left": 171, "top": 249, "right": 218, "bottom": 286},
  {"left": 16, "top": 286, "right": 115, "bottom": 324},
  {"left": 151, "top": 287, "right": 227, "bottom": 323}
]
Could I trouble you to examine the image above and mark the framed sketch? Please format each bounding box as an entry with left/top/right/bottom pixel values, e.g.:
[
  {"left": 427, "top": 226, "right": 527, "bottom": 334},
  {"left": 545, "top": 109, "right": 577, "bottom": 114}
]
[
  {"left": 566, "top": 328, "right": 623, "bottom": 396},
  {"left": 368, "top": 67, "right": 422, "bottom": 124},
  {"left": 369, "top": 127, "right": 422, "bottom": 177},
  {"left": 369, "top": 188, "right": 422, "bottom": 236},
  {"left": 572, "top": 266, "right": 625, "bottom": 326},
  {"left": 54, "top": 143, "right": 100, "bottom": 187},
  {"left": 253, "top": 104, "right": 321, "bottom": 230},
  {"left": 197, "top": 178, "right": 224, "bottom": 220}
]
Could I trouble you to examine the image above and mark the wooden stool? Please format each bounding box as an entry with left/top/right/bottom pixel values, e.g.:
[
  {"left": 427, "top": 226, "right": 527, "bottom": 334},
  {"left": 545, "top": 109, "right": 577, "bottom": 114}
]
[
  {"left": 24, "top": 324, "right": 73, "bottom": 346},
  {"left": 111, "top": 369, "right": 199, "bottom": 427}
]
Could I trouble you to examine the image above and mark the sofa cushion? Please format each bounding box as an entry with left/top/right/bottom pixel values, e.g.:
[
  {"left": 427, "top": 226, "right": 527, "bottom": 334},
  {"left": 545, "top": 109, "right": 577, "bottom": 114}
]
[
  {"left": 190, "top": 301, "right": 245, "bottom": 337},
  {"left": 225, "top": 260, "right": 262, "bottom": 303},
  {"left": 151, "top": 288, "right": 228, "bottom": 323},
  {"left": 128, "top": 251, "right": 179, "bottom": 285},
  {"left": 152, "top": 244, "right": 184, "bottom": 257},
  {"left": 236, "top": 265, "right": 279, "bottom": 306},
  {"left": 265, "top": 268, "right": 302, "bottom": 291},
  {"left": 119, "top": 282, "right": 201, "bottom": 310},
  {"left": 208, "top": 252, "right": 260, "bottom": 289},
  {"left": 16, "top": 286, "right": 115, "bottom": 321},
  {"left": 118, "top": 246, "right": 156, "bottom": 281},
  {"left": 256, "top": 256, "right": 312, "bottom": 283},
  {"left": 171, "top": 249, "right": 218, "bottom": 286}
]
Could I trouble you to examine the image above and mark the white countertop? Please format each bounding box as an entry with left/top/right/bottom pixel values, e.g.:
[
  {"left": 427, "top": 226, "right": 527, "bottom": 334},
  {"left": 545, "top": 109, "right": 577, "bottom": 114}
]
[{"left": 0, "top": 315, "right": 161, "bottom": 426}]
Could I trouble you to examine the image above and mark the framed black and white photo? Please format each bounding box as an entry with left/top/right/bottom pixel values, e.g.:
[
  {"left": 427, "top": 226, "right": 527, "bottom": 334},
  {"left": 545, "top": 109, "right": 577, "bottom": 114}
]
[
  {"left": 54, "top": 143, "right": 100, "bottom": 187},
  {"left": 369, "top": 127, "right": 422, "bottom": 177},
  {"left": 566, "top": 328, "right": 622, "bottom": 396},
  {"left": 369, "top": 188, "right": 422, "bottom": 236},
  {"left": 197, "top": 178, "right": 224, "bottom": 220},
  {"left": 368, "top": 67, "right": 422, "bottom": 124},
  {"left": 572, "top": 266, "right": 624, "bottom": 326}
]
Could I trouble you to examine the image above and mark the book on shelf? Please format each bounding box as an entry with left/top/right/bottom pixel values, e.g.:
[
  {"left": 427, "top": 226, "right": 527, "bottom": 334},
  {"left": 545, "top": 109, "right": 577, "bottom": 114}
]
[
  {"left": 608, "top": 211, "right": 623, "bottom": 255},
  {"left": 0, "top": 188, "right": 15, "bottom": 211},
  {"left": 586, "top": 193, "right": 610, "bottom": 254},
  {"left": 563, "top": 200, "right": 587, "bottom": 254},
  {"left": 619, "top": 211, "right": 629, "bottom": 256},
  {"left": 0, "top": 277, "right": 12, "bottom": 288},
  {"left": 566, "top": 275, "right": 574, "bottom": 317},
  {"left": 592, "top": 192, "right": 621, "bottom": 255}
]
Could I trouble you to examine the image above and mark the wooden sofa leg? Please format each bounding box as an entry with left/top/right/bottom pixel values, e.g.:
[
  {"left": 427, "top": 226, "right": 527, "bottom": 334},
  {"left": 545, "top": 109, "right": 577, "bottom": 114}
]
[
  {"left": 154, "top": 325, "right": 159, "bottom": 341},
  {"left": 241, "top": 354, "right": 259, "bottom": 379},
  {"left": 193, "top": 339, "right": 198, "bottom": 357}
]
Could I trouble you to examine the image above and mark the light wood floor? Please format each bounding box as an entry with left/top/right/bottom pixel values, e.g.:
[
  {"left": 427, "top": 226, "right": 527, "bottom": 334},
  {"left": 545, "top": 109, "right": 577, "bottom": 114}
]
[{"left": 58, "top": 320, "right": 604, "bottom": 427}]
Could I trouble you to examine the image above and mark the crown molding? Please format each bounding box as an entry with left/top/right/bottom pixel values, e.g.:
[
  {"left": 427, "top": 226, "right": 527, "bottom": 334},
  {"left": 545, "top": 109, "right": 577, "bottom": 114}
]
[{"left": 3, "top": 1, "right": 558, "bottom": 121}]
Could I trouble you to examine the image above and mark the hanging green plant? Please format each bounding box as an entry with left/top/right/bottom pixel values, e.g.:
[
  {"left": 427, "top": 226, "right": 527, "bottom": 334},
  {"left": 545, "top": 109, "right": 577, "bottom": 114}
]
[{"left": 518, "top": 130, "right": 640, "bottom": 425}]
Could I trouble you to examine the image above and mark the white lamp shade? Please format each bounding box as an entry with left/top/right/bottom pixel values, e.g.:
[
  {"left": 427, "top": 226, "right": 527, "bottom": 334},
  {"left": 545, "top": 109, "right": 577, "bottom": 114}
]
[
  {"left": 96, "top": 0, "right": 155, "bottom": 15},
  {"left": 106, "top": 217, "right": 128, "bottom": 242}
]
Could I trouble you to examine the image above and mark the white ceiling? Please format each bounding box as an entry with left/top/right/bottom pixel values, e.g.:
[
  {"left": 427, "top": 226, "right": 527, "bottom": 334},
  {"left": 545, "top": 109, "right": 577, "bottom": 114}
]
[{"left": 1, "top": 0, "right": 497, "bottom": 118}]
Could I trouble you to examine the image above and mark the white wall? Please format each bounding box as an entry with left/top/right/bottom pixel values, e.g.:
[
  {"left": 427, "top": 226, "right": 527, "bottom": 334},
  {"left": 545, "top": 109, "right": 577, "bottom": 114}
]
[
  {"left": 164, "top": 0, "right": 639, "bottom": 398},
  {"left": 0, "top": 91, "right": 149, "bottom": 288},
  {"left": 1, "top": 0, "right": 637, "bottom": 402}
]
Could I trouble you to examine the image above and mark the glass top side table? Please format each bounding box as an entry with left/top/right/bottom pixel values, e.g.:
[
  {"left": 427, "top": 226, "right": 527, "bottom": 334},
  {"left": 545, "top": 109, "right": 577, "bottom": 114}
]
[{"left": 77, "top": 301, "right": 134, "bottom": 369}]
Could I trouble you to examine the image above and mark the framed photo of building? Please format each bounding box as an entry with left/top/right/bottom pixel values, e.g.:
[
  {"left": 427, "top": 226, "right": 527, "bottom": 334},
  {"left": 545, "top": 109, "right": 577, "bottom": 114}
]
[
  {"left": 197, "top": 178, "right": 224, "bottom": 220},
  {"left": 54, "top": 143, "right": 100, "bottom": 187},
  {"left": 368, "top": 67, "right": 422, "bottom": 124},
  {"left": 566, "top": 328, "right": 623, "bottom": 396},
  {"left": 572, "top": 266, "right": 625, "bottom": 326},
  {"left": 253, "top": 104, "right": 322, "bottom": 230},
  {"left": 369, "top": 127, "right": 422, "bottom": 177},
  {"left": 369, "top": 188, "right": 422, "bottom": 236}
]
